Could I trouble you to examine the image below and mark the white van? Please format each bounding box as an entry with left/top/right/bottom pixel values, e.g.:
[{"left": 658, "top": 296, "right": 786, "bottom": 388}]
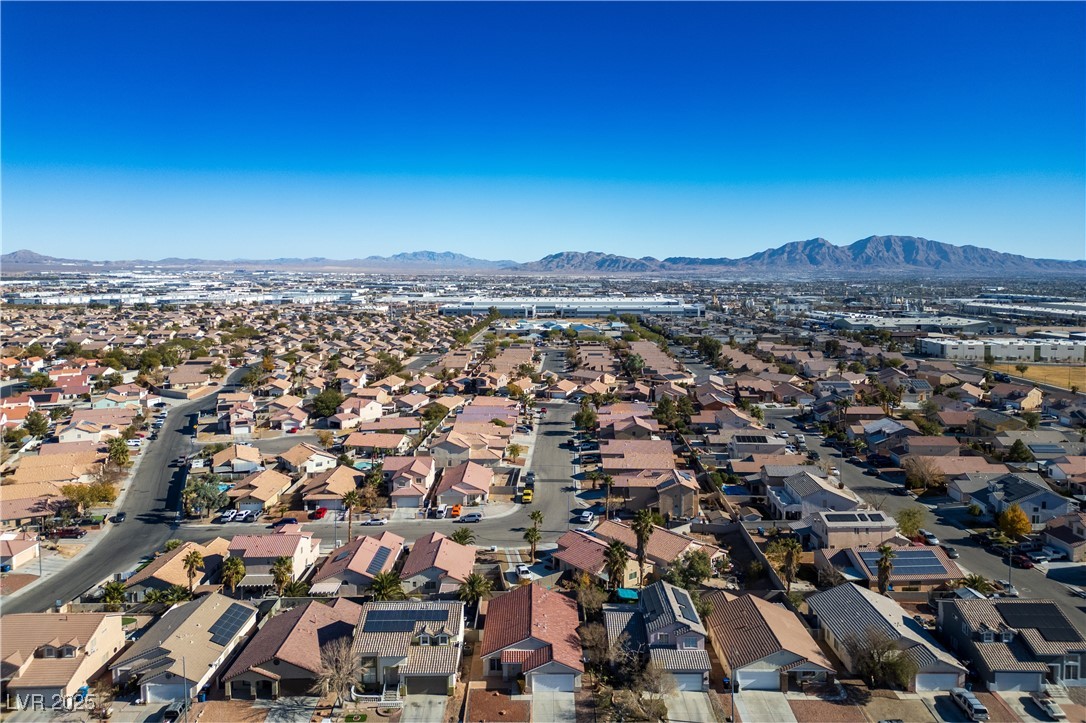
[
  {"left": 950, "top": 687, "right": 989, "bottom": 721},
  {"left": 434, "top": 504, "right": 450, "bottom": 519}
]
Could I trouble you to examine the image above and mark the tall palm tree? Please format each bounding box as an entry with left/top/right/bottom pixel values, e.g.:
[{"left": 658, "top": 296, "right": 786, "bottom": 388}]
[
  {"left": 604, "top": 540, "right": 629, "bottom": 590},
  {"left": 876, "top": 544, "right": 896, "bottom": 596},
  {"left": 523, "top": 526, "right": 542, "bottom": 563},
  {"left": 602, "top": 475, "right": 615, "bottom": 520},
  {"left": 221, "top": 556, "right": 246, "bottom": 595},
  {"left": 102, "top": 580, "right": 127, "bottom": 612},
  {"left": 457, "top": 573, "right": 493, "bottom": 607},
  {"left": 631, "top": 509, "right": 656, "bottom": 587},
  {"left": 341, "top": 488, "right": 362, "bottom": 541},
  {"left": 449, "top": 527, "right": 476, "bottom": 546},
  {"left": 271, "top": 556, "right": 294, "bottom": 597},
  {"left": 369, "top": 570, "right": 406, "bottom": 601},
  {"left": 766, "top": 538, "right": 803, "bottom": 594},
  {"left": 529, "top": 510, "right": 544, "bottom": 529},
  {"left": 182, "top": 549, "right": 203, "bottom": 594}
]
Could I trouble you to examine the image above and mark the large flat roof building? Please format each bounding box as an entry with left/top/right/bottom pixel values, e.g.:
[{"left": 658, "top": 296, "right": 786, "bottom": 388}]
[{"left": 438, "top": 296, "right": 703, "bottom": 318}]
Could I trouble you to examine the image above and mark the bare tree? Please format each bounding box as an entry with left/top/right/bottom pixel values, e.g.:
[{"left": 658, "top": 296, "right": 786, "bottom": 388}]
[{"left": 309, "top": 637, "right": 363, "bottom": 704}]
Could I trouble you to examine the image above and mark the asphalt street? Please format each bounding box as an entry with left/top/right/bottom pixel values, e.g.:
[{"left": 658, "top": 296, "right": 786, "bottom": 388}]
[{"left": 763, "top": 408, "right": 1086, "bottom": 633}]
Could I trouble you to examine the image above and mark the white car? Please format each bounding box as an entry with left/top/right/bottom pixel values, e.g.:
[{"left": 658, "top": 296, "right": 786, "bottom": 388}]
[
  {"left": 363, "top": 517, "right": 388, "bottom": 526},
  {"left": 1030, "top": 692, "right": 1067, "bottom": 720},
  {"left": 919, "top": 529, "right": 940, "bottom": 546},
  {"left": 995, "top": 579, "right": 1019, "bottom": 597},
  {"left": 578, "top": 510, "right": 595, "bottom": 524},
  {"left": 220, "top": 509, "right": 237, "bottom": 523},
  {"left": 515, "top": 564, "right": 532, "bottom": 581}
]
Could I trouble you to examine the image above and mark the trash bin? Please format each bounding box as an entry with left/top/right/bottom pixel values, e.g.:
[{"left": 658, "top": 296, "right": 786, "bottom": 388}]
[{"left": 198, "top": 692, "right": 207, "bottom": 703}]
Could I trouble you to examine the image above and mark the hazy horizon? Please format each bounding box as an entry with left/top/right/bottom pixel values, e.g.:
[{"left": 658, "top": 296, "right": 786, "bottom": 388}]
[{"left": 3, "top": 2, "right": 1084, "bottom": 262}]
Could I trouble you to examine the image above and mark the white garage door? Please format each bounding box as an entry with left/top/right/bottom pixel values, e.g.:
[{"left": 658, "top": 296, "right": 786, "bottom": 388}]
[
  {"left": 673, "top": 673, "right": 705, "bottom": 691},
  {"left": 738, "top": 669, "right": 780, "bottom": 691},
  {"left": 914, "top": 673, "right": 961, "bottom": 692},
  {"left": 532, "top": 674, "right": 576, "bottom": 692},
  {"left": 993, "top": 672, "right": 1043, "bottom": 692}
]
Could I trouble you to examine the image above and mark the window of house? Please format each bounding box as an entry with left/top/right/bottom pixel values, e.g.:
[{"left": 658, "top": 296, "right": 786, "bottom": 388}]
[
  {"left": 982, "top": 632, "right": 994, "bottom": 643},
  {"left": 489, "top": 658, "right": 502, "bottom": 672},
  {"left": 42, "top": 646, "right": 56, "bottom": 658},
  {"left": 437, "top": 635, "right": 449, "bottom": 646},
  {"left": 419, "top": 635, "right": 430, "bottom": 646},
  {"left": 424, "top": 581, "right": 437, "bottom": 590},
  {"left": 1001, "top": 632, "right": 1013, "bottom": 643},
  {"left": 62, "top": 646, "right": 76, "bottom": 658},
  {"left": 683, "top": 636, "right": 700, "bottom": 649}
]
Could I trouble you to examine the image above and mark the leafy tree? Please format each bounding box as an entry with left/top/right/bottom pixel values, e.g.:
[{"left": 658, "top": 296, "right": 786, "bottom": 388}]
[
  {"left": 998, "top": 503, "right": 1032, "bottom": 539},
  {"left": 369, "top": 570, "right": 406, "bottom": 601},
  {"left": 1015, "top": 363, "right": 1029, "bottom": 375},
  {"left": 622, "top": 353, "right": 645, "bottom": 378},
  {"left": 221, "top": 556, "right": 246, "bottom": 594},
  {"left": 894, "top": 506, "right": 927, "bottom": 539},
  {"left": 457, "top": 572, "right": 493, "bottom": 607},
  {"left": 106, "top": 437, "right": 131, "bottom": 467},
  {"left": 1006, "top": 439, "right": 1035, "bottom": 463},
  {"left": 523, "top": 526, "right": 542, "bottom": 563},
  {"left": 576, "top": 576, "right": 607, "bottom": 617},
  {"left": 102, "top": 580, "right": 128, "bottom": 612},
  {"left": 844, "top": 628, "right": 919, "bottom": 689},
  {"left": 315, "top": 430, "right": 335, "bottom": 448},
  {"left": 631, "top": 509, "right": 656, "bottom": 587},
  {"left": 653, "top": 397, "right": 678, "bottom": 428},
  {"left": 1022, "top": 411, "right": 1040, "bottom": 430},
  {"left": 23, "top": 410, "right": 49, "bottom": 438},
  {"left": 272, "top": 556, "right": 294, "bottom": 596},
  {"left": 876, "top": 544, "right": 895, "bottom": 596},
  {"left": 573, "top": 405, "right": 597, "bottom": 431},
  {"left": 665, "top": 550, "right": 714, "bottom": 590},
  {"left": 604, "top": 540, "right": 629, "bottom": 590},
  {"left": 506, "top": 443, "right": 524, "bottom": 462},
  {"left": 183, "top": 550, "right": 204, "bottom": 594},
  {"left": 25, "top": 372, "right": 53, "bottom": 390},
  {"left": 61, "top": 482, "right": 117, "bottom": 515},
  {"left": 766, "top": 537, "right": 803, "bottom": 593},
  {"left": 697, "top": 335, "right": 723, "bottom": 361},
  {"left": 208, "top": 362, "right": 228, "bottom": 379},
  {"left": 312, "top": 388, "right": 345, "bottom": 418},
  {"left": 164, "top": 539, "right": 183, "bottom": 552},
  {"left": 449, "top": 527, "right": 477, "bottom": 546}
]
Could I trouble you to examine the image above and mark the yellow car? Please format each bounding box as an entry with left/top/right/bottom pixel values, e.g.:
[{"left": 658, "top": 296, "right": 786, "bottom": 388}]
[{"left": 521, "top": 489, "right": 534, "bottom": 503}]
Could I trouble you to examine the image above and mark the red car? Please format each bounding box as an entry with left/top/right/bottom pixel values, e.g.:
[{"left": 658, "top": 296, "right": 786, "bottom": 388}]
[
  {"left": 310, "top": 507, "right": 328, "bottom": 520},
  {"left": 1012, "top": 554, "right": 1035, "bottom": 569}
]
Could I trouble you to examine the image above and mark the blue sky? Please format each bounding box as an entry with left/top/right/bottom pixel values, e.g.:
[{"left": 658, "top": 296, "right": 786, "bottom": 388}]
[{"left": 3, "top": 2, "right": 1084, "bottom": 262}]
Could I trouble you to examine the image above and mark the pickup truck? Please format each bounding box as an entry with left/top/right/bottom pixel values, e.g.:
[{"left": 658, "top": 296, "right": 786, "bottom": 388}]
[
  {"left": 1066, "top": 585, "right": 1086, "bottom": 599},
  {"left": 1030, "top": 690, "right": 1068, "bottom": 720}
]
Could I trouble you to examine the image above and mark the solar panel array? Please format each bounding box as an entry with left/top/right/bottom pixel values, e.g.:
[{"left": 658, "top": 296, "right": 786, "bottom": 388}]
[
  {"left": 735, "top": 435, "right": 769, "bottom": 444},
  {"left": 366, "top": 546, "right": 392, "bottom": 575},
  {"left": 362, "top": 608, "right": 448, "bottom": 633},
  {"left": 827, "top": 512, "right": 886, "bottom": 523},
  {"left": 672, "top": 587, "right": 698, "bottom": 623},
  {"left": 857, "top": 549, "right": 948, "bottom": 578},
  {"left": 996, "top": 602, "right": 1082, "bottom": 643},
  {"left": 208, "top": 603, "right": 253, "bottom": 646}
]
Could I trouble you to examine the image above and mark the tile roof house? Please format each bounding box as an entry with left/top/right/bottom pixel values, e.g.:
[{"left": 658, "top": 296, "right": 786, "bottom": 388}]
[
  {"left": 400, "top": 531, "right": 476, "bottom": 596},
  {"left": 227, "top": 469, "right": 294, "bottom": 513},
  {"left": 951, "top": 473, "right": 1074, "bottom": 530},
  {"left": 937, "top": 597, "right": 1086, "bottom": 692},
  {"left": 767, "top": 471, "right": 863, "bottom": 521},
  {"left": 591, "top": 519, "right": 724, "bottom": 569},
  {"left": 310, "top": 531, "right": 405, "bottom": 596},
  {"left": 300, "top": 465, "right": 364, "bottom": 511},
  {"left": 278, "top": 443, "right": 337, "bottom": 476},
  {"left": 111, "top": 594, "right": 258, "bottom": 704},
  {"left": 1043, "top": 512, "right": 1086, "bottom": 563},
  {"left": 815, "top": 544, "right": 964, "bottom": 591},
  {"left": 211, "top": 444, "right": 264, "bottom": 476},
  {"left": 602, "top": 581, "right": 711, "bottom": 690},
  {"left": 222, "top": 599, "right": 362, "bottom": 700},
  {"left": 807, "top": 583, "right": 966, "bottom": 691},
  {"left": 344, "top": 432, "right": 412, "bottom": 457},
  {"left": 703, "top": 591, "right": 835, "bottom": 691},
  {"left": 228, "top": 530, "right": 322, "bottom": 590},
  {"left": 124, "top": 538, "right": 230, "bottom": 603},
  {"left": 552, "top": 530, "right": 641, "bottom": 589},
  {"left": 1, "top": 612, "right": 126, "bottom": 702},
  {"left": 433, "top": 461, "right": 493, "bottom": 506},
  {"left": 383, "top": 456, "right": 437, "bottom": 509},
  {"left": 352, "top": 601, "right": 465, "bottom": 695},
  {"left": 480, "top": 583, "right": 585, "bottom": 693}
]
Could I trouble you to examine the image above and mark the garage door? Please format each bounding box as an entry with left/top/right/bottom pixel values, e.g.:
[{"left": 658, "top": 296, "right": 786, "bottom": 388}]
[
  {"left": 405, "top": 676, "right": 448, "bottom": 695},
  {"left": 532, "top": 674, "right": 576, "bottom": 692},
  {"left": 992, "top": 672, "right": 1043, "bottom": 692},
  {"left": 914, "top": 673, "right": 961, "bottom": 692},
  {"left": 673, "top": 673, "right": 705, "bottom": 691},
  {"left": 737, "top": 669, "right": 780, "bottom": 691}
]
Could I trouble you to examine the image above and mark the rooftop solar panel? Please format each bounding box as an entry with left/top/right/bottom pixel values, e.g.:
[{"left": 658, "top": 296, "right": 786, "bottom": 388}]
[
  {"left": 825, "top": 513, "right": 859, "bottom": 523},
  {"left": 995, "top": 602, "right": 1082, "bottom": 643},
  {"left": 857, "top": 549, "right": 949, "bottom": 578},
  {"left": 208, "top": 603, "right": 253, "bottom": 646},
  {"left": 672, "top": 587, "right": 699, "bottom": 623},
  {"left": 366, "top": 546, "right": 392, "bottom": 575}
]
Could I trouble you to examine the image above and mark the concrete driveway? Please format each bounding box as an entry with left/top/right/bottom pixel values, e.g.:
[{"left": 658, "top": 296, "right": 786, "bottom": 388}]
[
  {"left": 666, "top": 691, "right": 716, "bottom": 723},
  {"left": 401, "top": 693, "right": 449, "bottom": 723},
  {"left": 735, "top": 690, "right": 798, "bottom": 723},
  {"left": 532, "top": 691, "right": 576, "bottom": 722}
]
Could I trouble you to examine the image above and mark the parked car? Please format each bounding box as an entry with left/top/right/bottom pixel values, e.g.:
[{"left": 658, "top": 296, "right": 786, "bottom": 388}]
[
  {"left": 310, "top": 508, "right": 328, "bottom": 520},
  {"left": 272, "top": 517, "right": 299, "bottom": 527},
  {"left": 578, "top": 510, "right": 595, "bottom": 524},
  {"left": 890, "top": 484, "right": 908, "bottom": 494},
  {"left": 950, "top": 687, "right": 990, "bottom": 721},
  {"left": 53, "top": 527, "right": 87, "bottom": 539},
  {"left": 1027, "top": 551, "right": 1050, "bottom": 564},
  {"left": 521, "top": 489, "right": 534, "bottom": 503},
  {"left": 220, "top": 509, "right": 237, "bottom": 523},
  {"left": 112, "top": 512, "right": 127, "bottom": 524},
  {"left": 920, "top": 529, "right": 940, "bottom": 546},
  {"left": 450, "top": 504, "right": 462, "bottom": 518},
  {"left": 460, "top": 512, "right": 483, "bottom": 523},
  {"left": 515, "top": 564, "right": 532, "bottom": 581},
  {"left": 1012, "top": 554, "right": 1035, "bottom": 569},
  {"left": 1030, "top": 691, "right": 1067, "bottom": 720},
  {"left": 941, "top": 545, "right": 960, "bottom": 559},
  {"left": 525, "top": 471, "right": 536, "bottom": 488},
  {"left": 995, "top": 579, "right": 1019, "bottom": 597},
  {"left": 363, "top": 517, "right": 388, "bottom": 526},
  {"left": 236, "top": 510, "right": 255, "bottom": 523}
]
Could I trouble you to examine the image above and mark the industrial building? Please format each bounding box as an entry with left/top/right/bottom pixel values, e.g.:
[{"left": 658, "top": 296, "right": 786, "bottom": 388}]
[
  {"left": 916, "top": 337, "right": 1086, "bottom": 363},
  {"left": 438, "top": 296, "right": 703, "bottom": 318}
]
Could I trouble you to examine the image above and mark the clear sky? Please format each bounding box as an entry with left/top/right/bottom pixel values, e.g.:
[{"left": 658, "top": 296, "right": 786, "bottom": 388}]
[{"left": 3, "top": 2, "right": 1084, "bottom": 262}]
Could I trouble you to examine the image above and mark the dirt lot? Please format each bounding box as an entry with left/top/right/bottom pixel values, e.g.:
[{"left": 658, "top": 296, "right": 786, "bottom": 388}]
[
  {"left": 0, "top": 573, "right": 37, "bottom": 595},
  {"left": 858, "top": 695, "right": 936, "bottom": 723},
  {"left": 986, "top": 363, "right": 1086, "bottom": 391},
  {"left": 190, "top": 699, "right": 267, "bottom": 722},
  {"left": 788, "top": 698, "right": 866, "bottom": 722}
]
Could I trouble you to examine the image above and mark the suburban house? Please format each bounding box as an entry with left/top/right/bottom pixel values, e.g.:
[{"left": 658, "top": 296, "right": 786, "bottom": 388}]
[
  {"left": 228, "top": 529, "right": 322, "bottom": 593},
  {"left": 602, "top": 580, "right": 711, "bottom": 691},
  {"left": 480, "top": 583, "right": 585, "bottom": 693},
  {"left": 767, "top": 471, "right": 863, "bottom": 521},
  {"left": 815, "top": 545, "right": 964, "bottom": 592},
  {"left": 227, "top": 469, "right": 294, "bottom": 514},
  {"left": 1, "top": 613, "right": 126, "bottom": 703},
  {"left": 590, "top": 520, "right": 725, "bottom": 570},
  {"left": 1043, "top": 512, "right": 1086, "bottom": 563},
  {"left": 351, "top": 601, "right": 465, "bottom": 695},
  {"left": 950, "top": 473, "right": 1074, "bottom": 530},
  {"left": 345, "top": 432, "right": 412, "bottom": 457},
  {"left": 0, "top": 530, "right": 40, "bottom": 572},
  {"left": 610, "top": 469, "right": 701, "bottom": 520},
  {"left": 399, "top": 531, "right": 476, "bottom": 596},
  {"left": 300, "top": 466, "right": 364, "bottom": 512},
  {"left": 383, "top": 456, "right": 437, "bottom": 509},
  {"left": 938, "top": 597, "right": 1086, "bottom": 691},
  {"left": 802, "top": 510, "right": 900, "bottom": 551},
  {"left": 309, "top": 531, "right": 405, "bottom": 596},
  {"left": 703, "top": 591, "right": 835, "bottom": 691},
  {"left": 429, "top": 430, "right": 505, "bottom": 467},
  {"left": 124, "top": 538, "right": 230, "bottom": 603},
  {"left": 432, "top": 461, "right": 493, "bottom": 506},
  {"left": 211, "top": 444, "right": 264, "bottom": 477},
  {"left": 278, "top": 443, "right": 337, "bottom": 477},
  {"left": 111, "top": 594, "right": 258, "bottom": 704},
  {"left": 552, "top": 530, "right": 641, "bottom": 588},
  {"left": 222, "top": 599, "right": 362, "bottom": 699},
  {"left": 807, "top": 583, "right": 966, "bottom": 691}
]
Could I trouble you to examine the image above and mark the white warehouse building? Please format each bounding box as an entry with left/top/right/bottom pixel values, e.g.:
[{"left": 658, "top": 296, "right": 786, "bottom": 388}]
[
  {"left": 916, "top": 337, "right": 1086, "bottom": 363},
  {"left": 438, "top": 296, "right": 703, "bottom": 318}
]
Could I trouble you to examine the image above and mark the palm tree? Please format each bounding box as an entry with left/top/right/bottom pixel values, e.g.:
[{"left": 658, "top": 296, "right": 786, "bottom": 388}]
[
  {"left": 449, "top": 527, "right": 477, "bottom": 546},
  {"left": 182, "top": 549, "right": 203, "bottom": 594},
  {"left": 604, "top": 540, "right": 629, "bottom": 590},
  {"left": 766, "top": 538, "right": 803, "bottom": 594},
  {"left": 523, "top": 526, "right": 542, "bottom": 562},
  {"left": 146, "top": 585, "right": 191, "bottom": 605},
  {"left": 102, "top": 580, "right": 127, "bottom": 612},
  {"left": 369, "top": 570, "right": 406, "bottom": 601},
  {"left": 876, "top": 544, "right": 896, "bottom": 596},
  {"left": 457, "top": 573, "right": 493, "bottom": 607},
  {"left": 529, "top": 510, "right": 544, "bottom": 529},
  {"left": 631, "top": 509, "right": 656, "bottom": 587},
  {"left": 602, "top": 475, "right": 615, "bottom": 520},
  {"left": 341, "top": 488, "right": 362, "bottom": 541},
  {"left": 271, "top": 556, "right": 294, "bottom": 597},
  {"left": 282, "top": 580, "right": 310, "bottom": 597},
  {"left": 221, "top": 556, "right": 246, "bottom": 595},
  {"left": 960, "top": 574, "right": 993, "bottom": 595}
]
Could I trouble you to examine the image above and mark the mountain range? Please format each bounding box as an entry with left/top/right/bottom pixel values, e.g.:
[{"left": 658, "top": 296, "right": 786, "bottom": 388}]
[{"left": 4, "top": 236, "right": 1083, "bottom": 276}]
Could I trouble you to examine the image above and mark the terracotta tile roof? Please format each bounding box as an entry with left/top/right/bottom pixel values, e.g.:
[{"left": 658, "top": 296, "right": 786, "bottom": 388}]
[
  {"left": 279, "top": 443, "right": 334, "bottom": 468},
  {"left": 399, "top": 531, "right": 475, "bottom": 582},
  {"left": 126, "top": 538, "right": 230, "bottom": 589},
  {"left": 301, "top": 466, "right": 363, "bottom": 500},
  {"left": 312, "top": 531, "right": 405, "bottom": 584},
  {"left": 212, "top": 443, "right": 262, "bottom": 468},
  {"left": 480, "top": 583, "right": 584, "bottom": 673},
  {"left": 1, "top": 612, "right": 118, "bottom": 689},
  {"left": 435, "top": 461, "right": 492, "bottom": 497},
  {"left": 553, "top": 530, "right": 613, "bottom": 576},
  {"left": 592, "top": 520, "right": 721, "bottom": 566},
  {"left": 227, "top": 469, "right": 292, "bottom": 503},
  {"left": 229, "top": 532, "right": 312, "bottom": 560},
  {"left": 704, "top": 591, "right": 833, "bottom": 672}
]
